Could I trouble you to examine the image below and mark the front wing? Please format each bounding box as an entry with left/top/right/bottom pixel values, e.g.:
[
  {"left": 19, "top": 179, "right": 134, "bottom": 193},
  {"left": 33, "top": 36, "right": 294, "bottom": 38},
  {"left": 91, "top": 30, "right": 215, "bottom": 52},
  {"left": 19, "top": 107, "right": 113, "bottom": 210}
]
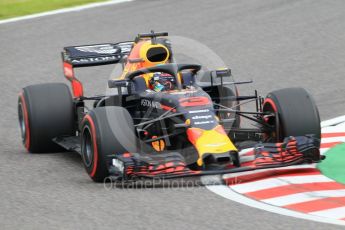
[{"left": 107, "top": 136, "right": 324, "bottom": 181}]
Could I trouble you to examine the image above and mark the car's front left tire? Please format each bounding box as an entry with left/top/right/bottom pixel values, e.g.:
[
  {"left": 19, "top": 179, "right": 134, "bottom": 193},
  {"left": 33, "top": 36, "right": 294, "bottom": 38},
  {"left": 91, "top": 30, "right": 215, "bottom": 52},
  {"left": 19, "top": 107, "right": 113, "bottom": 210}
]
[{"left": 80, "top": 106, "right": 137, "bottom": 182}]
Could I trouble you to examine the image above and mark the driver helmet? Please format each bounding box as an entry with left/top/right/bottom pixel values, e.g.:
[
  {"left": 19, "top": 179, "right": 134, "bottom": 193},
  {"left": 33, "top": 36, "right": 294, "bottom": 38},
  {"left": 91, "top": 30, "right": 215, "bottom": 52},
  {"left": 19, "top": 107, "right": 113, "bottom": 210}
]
[
  {"left": 150, "top": 72, "right": 176, "bottom": 92},
  {"left": 151, "top": 74, "right": 165, "bottom": 92}
]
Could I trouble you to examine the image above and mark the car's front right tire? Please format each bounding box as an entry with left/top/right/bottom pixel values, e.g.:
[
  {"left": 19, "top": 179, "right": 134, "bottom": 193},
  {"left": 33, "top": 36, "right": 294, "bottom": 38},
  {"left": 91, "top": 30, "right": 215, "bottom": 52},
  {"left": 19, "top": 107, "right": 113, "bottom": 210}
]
[{"left": 263, "top": 87, "right": 321, "bottom": 145}]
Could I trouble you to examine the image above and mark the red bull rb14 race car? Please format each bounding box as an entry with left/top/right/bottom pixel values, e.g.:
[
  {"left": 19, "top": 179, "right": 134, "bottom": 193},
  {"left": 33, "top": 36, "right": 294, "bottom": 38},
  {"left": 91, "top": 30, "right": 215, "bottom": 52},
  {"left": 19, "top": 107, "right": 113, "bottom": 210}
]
[{"left": 18, "top": 31, "right": 324, "bottom": 182}]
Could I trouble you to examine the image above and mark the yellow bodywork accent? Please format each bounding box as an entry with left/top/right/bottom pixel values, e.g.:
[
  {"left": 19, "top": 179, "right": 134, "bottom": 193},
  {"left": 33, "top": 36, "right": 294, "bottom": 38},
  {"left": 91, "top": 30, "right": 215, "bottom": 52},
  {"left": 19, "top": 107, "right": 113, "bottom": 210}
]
[
  {"left": 189, "top": 127, "right": 238, "bottom": 166},
  {"left": 139, "top": 43, "right": 170, "bottom": 64},
  {"left": 118, "top": 41, "right": 170, "bottom": 81}
]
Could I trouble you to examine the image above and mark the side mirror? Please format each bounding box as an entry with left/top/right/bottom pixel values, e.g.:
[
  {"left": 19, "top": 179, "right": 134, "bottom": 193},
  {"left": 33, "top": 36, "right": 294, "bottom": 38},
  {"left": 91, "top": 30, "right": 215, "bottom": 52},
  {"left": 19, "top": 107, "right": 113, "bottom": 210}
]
[
  {"left": 208, "top": 68, "right": 231, "bottom": 87},
  {"left": 107, "top": 80, "right": 132, "bottom": 106},
  {"left": 212, "top": 68, "right": 231, "bottom": 78},
  {"left": 108, "top": 79, "right": 131, "bottom": 88}
]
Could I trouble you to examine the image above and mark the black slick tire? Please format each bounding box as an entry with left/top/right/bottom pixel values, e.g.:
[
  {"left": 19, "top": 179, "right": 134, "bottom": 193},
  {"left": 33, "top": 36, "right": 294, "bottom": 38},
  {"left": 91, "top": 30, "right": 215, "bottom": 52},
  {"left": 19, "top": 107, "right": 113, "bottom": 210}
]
[
  {"left": 263, "top": 87, "right": 321, "bottom": 144},
  {"left": 18, "top": 83, "right": 75, "bottom": 153},
  {"left": 80, "top": 106, "right": 137, "bottom": 182}
]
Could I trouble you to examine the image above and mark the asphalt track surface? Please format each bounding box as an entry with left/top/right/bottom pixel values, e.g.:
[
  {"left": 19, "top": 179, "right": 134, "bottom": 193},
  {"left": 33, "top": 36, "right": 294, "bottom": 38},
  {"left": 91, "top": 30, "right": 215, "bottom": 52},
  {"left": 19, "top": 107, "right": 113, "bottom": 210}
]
[{"left": 1, "top": 0, "right": 345, "bottom": 229}]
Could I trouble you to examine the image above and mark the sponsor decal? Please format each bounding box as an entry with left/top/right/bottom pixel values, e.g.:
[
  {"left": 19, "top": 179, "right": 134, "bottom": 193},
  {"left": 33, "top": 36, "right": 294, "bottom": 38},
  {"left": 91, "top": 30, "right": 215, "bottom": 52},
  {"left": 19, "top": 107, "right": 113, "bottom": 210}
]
[
  {"left": 188, "top": 109, "right": 210, "bottom": 114},
  {"left": 194, "top": 120, "right": 215, "bottom": 125},
  {"left": 192, "top": 115, "right": 212, "bottom": 120},
  {"left": 117, "top": 42, "right": 134, "bottom": 54},
  {"left": 75, "top": 44, "right": 119, "bottom": 54},
  {"left": 141, "top": 99, "right": 161, "bottom": 109},
  {"left": 71, "top": 55, "right": 120, "bottom": 64}
]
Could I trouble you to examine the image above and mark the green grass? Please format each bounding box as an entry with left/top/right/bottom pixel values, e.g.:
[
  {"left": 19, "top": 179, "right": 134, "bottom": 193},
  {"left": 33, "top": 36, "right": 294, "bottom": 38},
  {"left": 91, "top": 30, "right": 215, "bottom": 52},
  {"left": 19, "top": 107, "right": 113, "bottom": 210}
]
[
  {"left": 318, "top": 143, "right": 345, "bottom": 184},
  {"left": 0, "top": 0, "right": 109, "bottom": 20}
]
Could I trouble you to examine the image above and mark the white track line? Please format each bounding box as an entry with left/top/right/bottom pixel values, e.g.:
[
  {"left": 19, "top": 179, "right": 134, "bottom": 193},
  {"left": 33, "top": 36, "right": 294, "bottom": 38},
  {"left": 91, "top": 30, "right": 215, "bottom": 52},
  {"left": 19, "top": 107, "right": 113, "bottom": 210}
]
[
  {"left": 321, "top": 136, "right": 345, "bottom": 144},
  {"left": 320, "top": 148, "right": 331, "bottom": 155},
  {"left": 322, "top": 127, "right": 345, "bottom": 133},
  {"left": 230, "top": 175, "right": 332, "bottom": 193},
  {"left": 262, "top": 189, "right": 345, "bottom": 206},
  {"left": 310, "top": 207, "right": 345, "bottom": 220},
  {"left": 206, "top": 185, "right": 345, "bottom": 226},
  {"left": 0, "top": 0, "right": 133, "bottom": 25},
  {"left": 321, "top": 116, "right": 345, "bottom": 128},
  {"left": 335, "top": 122, "right": 345, "bottom": 129}
]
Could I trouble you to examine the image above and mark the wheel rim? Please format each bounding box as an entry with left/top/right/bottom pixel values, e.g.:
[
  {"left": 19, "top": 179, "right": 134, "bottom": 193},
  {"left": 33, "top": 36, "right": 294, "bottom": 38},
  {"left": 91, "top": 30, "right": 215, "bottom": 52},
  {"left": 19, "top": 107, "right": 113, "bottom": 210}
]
[
  {"left": 18, "top": 102, "right": 26, "bottom": 144},
  {"left": 263, "top": 101, "right": 281, "bottom": 142},
  {"left": 82, "top": 127, "right": 93, "bottom": 168}
]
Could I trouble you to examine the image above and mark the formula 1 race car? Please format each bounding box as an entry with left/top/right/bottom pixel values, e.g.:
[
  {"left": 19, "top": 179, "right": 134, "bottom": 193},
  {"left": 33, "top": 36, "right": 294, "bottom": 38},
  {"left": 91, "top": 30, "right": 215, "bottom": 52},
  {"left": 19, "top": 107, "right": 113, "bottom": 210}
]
[{"left": 18, "top": 31, "right": 323, "bottom": 182}]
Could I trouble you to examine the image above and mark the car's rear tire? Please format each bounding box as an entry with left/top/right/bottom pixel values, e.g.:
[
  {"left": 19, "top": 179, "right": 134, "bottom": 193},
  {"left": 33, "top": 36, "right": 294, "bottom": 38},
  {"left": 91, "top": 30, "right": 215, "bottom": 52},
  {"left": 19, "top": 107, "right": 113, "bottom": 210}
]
[
  {"left": 18, "top": 83, "right": 76, "bottom": 153},
  {"left": 81, "top": 106, "right": 137, "bottom": 182},
  {"left": 263, "top": 87, "right": 321, "bottom": 145}
]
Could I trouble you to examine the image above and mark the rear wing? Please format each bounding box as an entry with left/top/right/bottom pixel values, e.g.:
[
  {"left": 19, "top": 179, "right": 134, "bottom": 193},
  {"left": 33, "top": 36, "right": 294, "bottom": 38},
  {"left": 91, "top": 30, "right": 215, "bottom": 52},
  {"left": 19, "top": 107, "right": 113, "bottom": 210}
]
[
  {"left": 62, "top": 41, "right": 133, "bottom": 67},
  {"left": 61, "top": 41, "right": 133, "bottom": 97}
]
